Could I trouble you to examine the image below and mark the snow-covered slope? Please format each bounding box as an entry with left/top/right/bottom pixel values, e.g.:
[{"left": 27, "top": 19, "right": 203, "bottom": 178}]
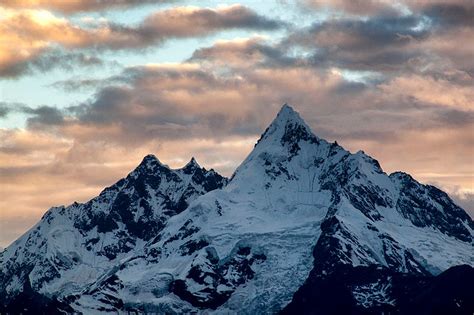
[{"left": 1, "top": 104, "right": 472, "bottom": 314}]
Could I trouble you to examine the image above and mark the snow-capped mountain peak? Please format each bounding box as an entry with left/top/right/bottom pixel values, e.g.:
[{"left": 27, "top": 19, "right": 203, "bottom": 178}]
[
  {"left": 256, "top": 103, "right": 317, "bottom": 149},
  {"left": 1, "top": 104, "right": 472, "bottom": 314}
]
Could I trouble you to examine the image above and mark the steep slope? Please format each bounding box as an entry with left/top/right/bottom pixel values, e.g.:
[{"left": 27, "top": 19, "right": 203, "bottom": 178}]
[
  {"left": 0, "top": 157, "right": 226, "bottom": 313},
  {"left": 1, "top": 104, "right": 472, "bottom": 314}
]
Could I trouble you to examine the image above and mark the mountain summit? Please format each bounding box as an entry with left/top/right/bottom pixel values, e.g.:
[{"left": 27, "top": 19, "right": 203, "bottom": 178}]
[{"left": 1, "top": 104, "right": 472, "bottom": 314}]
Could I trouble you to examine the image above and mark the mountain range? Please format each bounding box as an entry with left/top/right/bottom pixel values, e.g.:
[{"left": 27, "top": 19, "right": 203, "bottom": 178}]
[{"left": 1, "top": 104, "right": 472, "bottom": 314}]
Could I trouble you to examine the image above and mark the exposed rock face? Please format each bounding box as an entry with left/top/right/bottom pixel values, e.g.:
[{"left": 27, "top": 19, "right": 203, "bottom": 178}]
[{"left": 1, "top": 104, "right": 472, "bottom": 314}]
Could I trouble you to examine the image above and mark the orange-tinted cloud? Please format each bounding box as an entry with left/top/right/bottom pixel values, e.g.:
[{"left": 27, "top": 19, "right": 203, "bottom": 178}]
[
  {"left": 0, "top": 5, "right": 282, "bottom": 77},
  {"left": 379, "top": 74, "right": 474, "bottom": 109},
  {"left": 1, "top": 0, "right": 167, "bottom": 13},
  {"left": 0, "top": 8, "right": 113, "bottom": 76}
]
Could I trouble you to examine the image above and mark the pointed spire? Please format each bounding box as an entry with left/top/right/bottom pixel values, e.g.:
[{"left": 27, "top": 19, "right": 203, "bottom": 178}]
[
  {"left": 275, "top": 103, "right": 303, "bottom": 123},
  {"left": 255, "top": 104, "right": 316, "bottom": 147},
  {"left": 278, "top": 103, "right": 298, "bottom": 116},
  {"left": 270, "top": 104, "right": 312, "bottom": 133}
]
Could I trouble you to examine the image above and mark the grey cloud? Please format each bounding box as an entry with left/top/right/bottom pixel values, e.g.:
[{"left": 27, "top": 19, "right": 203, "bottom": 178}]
[
  {"left": 302, "top": 0, "right": 401, "bottom": 16},
  {"left": 0, "top": 102, "right": 30, "bottom": 120},
  {"left": 0, "top": 103, "right": 66, "bottom": 127},
  {"left": 72, "top": 77, "right": 262, "bottom": 142},
  {"left": 433, "top": 109, "right": 474, "bottom": 127},
  {"left": 293, "top": 15, "right": 429, "bottom": 50},
  {"left": 89, "top": 5, "right": 284, "bottom": 50},
  {"left": 189, "top": 38, "right": 301, "bottom": 68},
  {"left": 287, "top": 14, "right": 429, "bottom": 68},
  {"left": 23, "top": 106, "right": 65, "bottom": 127},
  {"left": 0, "top": 107, "right": 8, "bottom": 118},
  {"left": 302, "top": 0, "right": 474, "bottom": 29},
  {"left": 188, "top": 15, "right": 432, "bottom": 75},
  {"left": 281, "top": 8, "right": 474, "bottom": 78},
  {"left": 0, "top": 103, "right": 14, "bottom": 119},
  {"left": 76, "top": 86, "right": 134, "bottom": 124},
  {"left": 49, "top": 78, "right": 106, "bottom": 92},
  {"left": 407, "top": 1, "right": 474, "bottom": 27},
  {"left": 0, "top": 50, "right": 106, "bottom": 79}
]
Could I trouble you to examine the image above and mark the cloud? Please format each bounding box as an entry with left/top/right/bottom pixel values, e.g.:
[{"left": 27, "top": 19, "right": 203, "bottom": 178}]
[
  {"left": 20, "top": 30, "right": 472, "bottom": 147},
  {"left": 302, "top": 0, "right": 400, "bottom": 16},
  {"left": 62, "top": 66, "right": 266, "bottom": 143},
  {"left": 0, "top": 6, "right": 282, "bottom": 49},
  {"left": 23, "top": 105, "right": 66, "bottom": 126},
  {"left": 379, "top": 74, "right": 474, "bottom": 109},
  {"left": 139, "top": 5, "right": 281, "bottom": 38},
  {"left": 0, "top": 103, "right": 67, "bottom": 127},
  {"left": 303, "top": 0, "right": 474, "bottom": 28},
  {"left": 189, "top": 37, "right": 299, "bottom": 68},
  {"left": 284, "top": 14, "right": 430, "bottom": 73},
  {"left": 0, "top": 49, "right": 106, "bottom": 79},
  {"left": 0, "top": 103, "right": 16, "bottom": 118},
  {"left": 0, "top": 102, "right": 29, "bottom": 120},
  {"left": 88, "top": 5, "right": 283, "bottom": 50},
  {"left": 294, "top": 1, "right": 474, "bottom": 77},
  {"left": 48, "top": 77, "right": 107, "bottom": 92},
  {"left": 403, "top": 1, "right": 474, "bottom": 27},
  {"left": 0, "top": 5, "right": 282, "bottom": 78},
  {"left": 0, "top": 8, "right": 108, "bottom": 77},
  {"left": 1, "top": 0, "right": 170, "bottom": 14}
]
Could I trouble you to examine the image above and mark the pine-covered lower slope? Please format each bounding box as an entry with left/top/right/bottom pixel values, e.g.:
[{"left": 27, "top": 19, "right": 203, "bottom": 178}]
[{"left": 1, "top": 105, "right": 472, "bottom": 314}]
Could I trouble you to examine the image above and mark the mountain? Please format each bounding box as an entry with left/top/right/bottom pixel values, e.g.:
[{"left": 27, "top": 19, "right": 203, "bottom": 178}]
[
  {"left": 0, "top": 156, "right": 226, "bottom": 313},
  {"left": 1, "top": 104, "right": 472, "bottom": 314}
]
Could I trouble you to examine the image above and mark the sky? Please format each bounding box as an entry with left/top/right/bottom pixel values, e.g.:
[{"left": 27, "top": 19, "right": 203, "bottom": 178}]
[{"left": 0, "top": 0, "right": 473, "bottom": 248}]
